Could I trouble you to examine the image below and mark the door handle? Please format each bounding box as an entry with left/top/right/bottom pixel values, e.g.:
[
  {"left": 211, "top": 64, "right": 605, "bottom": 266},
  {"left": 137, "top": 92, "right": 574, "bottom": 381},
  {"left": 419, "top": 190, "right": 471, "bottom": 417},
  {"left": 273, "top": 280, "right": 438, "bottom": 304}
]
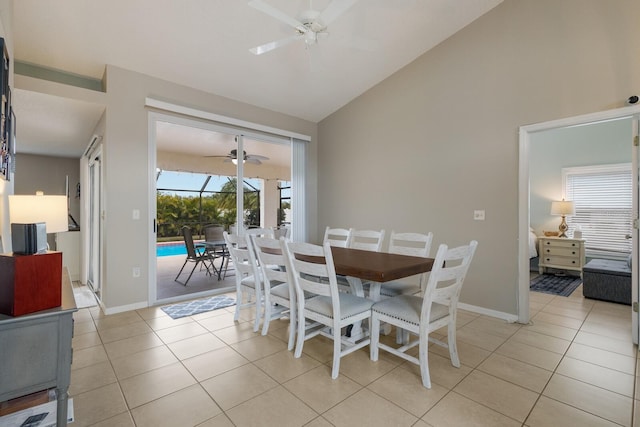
[{"left": 626, "top": 234, "right": 632, "bottom": 240}]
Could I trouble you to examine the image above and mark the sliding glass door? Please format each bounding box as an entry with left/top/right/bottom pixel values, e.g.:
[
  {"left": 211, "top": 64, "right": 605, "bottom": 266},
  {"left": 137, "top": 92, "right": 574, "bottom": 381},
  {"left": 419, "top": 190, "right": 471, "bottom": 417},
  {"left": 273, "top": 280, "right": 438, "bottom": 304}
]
[{"left": 150, "top": 112, "right": 301, "bottom": 304}]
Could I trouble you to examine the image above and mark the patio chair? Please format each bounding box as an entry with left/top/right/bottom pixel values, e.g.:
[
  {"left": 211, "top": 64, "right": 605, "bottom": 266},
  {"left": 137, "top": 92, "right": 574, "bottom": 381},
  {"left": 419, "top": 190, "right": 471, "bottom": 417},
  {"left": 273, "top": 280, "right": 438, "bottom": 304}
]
[
  {"left": 283, "top": 240, "right": 374, "bottom": 379},
  {"left": 271, "top": 225, "right": 290, "bottom": 239},
  {"left": 370, "top": 240, "right": 478, "bottom": 388},
  {"left": 203, "top": 224, "right": 229, "bottom": 279},
  {"left": 174, "top": 226, "right": 214, "bottom": 286}
]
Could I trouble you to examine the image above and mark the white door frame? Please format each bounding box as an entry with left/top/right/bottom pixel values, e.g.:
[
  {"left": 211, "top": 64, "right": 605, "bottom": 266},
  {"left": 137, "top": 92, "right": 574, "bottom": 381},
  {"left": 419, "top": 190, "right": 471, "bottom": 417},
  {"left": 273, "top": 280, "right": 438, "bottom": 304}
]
[
  {"left": 518, "top": 106, "right": 640, "bottom": 343},
  {"left": 85, "top": 141, "right": 103, "bottom": 302}
]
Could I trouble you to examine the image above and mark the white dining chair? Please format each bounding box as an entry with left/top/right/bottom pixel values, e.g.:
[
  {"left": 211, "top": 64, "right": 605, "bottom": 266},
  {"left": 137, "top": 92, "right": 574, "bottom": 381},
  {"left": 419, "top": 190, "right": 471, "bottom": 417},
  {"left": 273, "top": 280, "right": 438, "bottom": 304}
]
[
  {"left": 349, "top": 229, "right": 385, "bottom": 252},
  {"left": 224, "top": 231, "right": 263, "bottom": 332},
  {"left": 251, "top": 235, "right": 296, "bottom": 350},
  {"left": 283, "top": 240, "right": 374, "bottom": 379},
  {"left": 323, "top": 226, "right": 353, "bottom": 248},
  {"left": 370, "top": 240, "right": 478, "bottom": 388},
  {"left": 377, "top": 231, "right": 434, "bottom": 299}
]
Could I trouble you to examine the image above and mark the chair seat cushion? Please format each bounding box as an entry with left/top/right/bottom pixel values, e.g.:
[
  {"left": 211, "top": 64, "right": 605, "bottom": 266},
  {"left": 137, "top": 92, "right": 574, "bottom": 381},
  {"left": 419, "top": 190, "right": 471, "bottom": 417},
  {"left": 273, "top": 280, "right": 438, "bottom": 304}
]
[
  {"left": 372, "top": 295, "right": 448, "bottom": 327},
  {"left": 270, "top": 282, "right": 290, "bottom": 299},
  {"left": 379, "top": 280, "right": 420, "bottom": 297},
  {"left": 305, "top": 293, "right": 373, "bottom": 320},
  {"left": 240, "top": 275, "right": 257, "bottom": 289}
]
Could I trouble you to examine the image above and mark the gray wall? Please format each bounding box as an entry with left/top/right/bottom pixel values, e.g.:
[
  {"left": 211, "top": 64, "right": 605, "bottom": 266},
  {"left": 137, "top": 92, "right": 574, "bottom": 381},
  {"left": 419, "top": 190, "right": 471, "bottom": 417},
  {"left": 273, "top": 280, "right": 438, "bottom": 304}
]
[
  {"left": 100, "top": 66, "right": 318, "bottom": 309},
  {"left": 318, "top": 0, "right": 640, "bottom": 316}
]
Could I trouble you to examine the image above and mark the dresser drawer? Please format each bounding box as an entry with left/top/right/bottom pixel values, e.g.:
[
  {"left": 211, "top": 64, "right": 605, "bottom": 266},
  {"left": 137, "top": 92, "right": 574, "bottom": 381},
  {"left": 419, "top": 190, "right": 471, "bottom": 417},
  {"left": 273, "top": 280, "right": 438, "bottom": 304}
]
[
  {"left": 541, "top": 255, "right": 581, "bottom": 268},
  {"left": 538, "top": 237, "right": 585, "bottom": 275},
  {"left": 540, "top": 239, "right": 582, "bottom": 250},
  {"left": 541, "top": 246, "right": 580, "bottom": 257}
]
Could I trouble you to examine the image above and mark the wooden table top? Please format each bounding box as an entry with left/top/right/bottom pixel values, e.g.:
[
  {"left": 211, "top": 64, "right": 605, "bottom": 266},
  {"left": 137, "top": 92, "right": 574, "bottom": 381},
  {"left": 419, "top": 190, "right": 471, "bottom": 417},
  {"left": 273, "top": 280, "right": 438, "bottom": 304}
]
[{"left": 329, "top": 246, "right": 434, "bottom": 283}]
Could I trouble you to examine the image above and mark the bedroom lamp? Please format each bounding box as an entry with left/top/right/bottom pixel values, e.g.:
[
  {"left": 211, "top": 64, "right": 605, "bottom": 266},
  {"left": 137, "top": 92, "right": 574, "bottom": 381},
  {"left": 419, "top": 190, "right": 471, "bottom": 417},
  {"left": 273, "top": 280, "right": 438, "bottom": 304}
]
[
  {"left": 550, "top": 199, "right": 575, "bottom": 238},
  {"left": 8, "top": 191, "right": 69, "bottom": 254}
]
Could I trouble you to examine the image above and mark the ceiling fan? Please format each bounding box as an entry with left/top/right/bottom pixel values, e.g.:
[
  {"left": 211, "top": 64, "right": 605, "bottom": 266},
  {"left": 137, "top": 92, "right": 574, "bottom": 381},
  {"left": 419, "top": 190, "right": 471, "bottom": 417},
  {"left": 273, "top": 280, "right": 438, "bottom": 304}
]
[
  {"left": 207, "top": 149, "right": 269, "bottom": 165},
  {"left": 248, "top": 0, "right": 359, "bottom": 55}
]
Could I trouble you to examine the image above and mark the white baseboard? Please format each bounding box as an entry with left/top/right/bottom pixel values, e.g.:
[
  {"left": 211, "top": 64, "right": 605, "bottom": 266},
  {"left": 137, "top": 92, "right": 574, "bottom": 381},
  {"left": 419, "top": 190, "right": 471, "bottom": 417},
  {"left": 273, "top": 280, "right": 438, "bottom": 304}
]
[
  {"left": 102, "top": 301, "right": 149, "bottom": 315},
  {"left": 458, "top": 302, "right": 519, "bottom": 323}
]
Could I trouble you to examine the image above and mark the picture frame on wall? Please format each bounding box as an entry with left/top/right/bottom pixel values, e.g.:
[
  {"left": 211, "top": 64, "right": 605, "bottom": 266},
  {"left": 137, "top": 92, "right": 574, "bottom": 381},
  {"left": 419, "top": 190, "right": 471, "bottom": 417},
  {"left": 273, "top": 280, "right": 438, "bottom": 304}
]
[
  {"left": 0, "top": 37, "right": 10, "bottom": 181},
  {"left": 9, "top": 106, "right": 15, "bottom": 173}
]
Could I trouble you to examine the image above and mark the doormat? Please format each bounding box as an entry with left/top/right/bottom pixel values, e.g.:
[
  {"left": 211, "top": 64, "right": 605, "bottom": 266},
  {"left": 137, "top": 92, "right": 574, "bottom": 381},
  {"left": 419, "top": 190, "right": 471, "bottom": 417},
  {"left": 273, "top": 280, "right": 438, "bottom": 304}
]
[
  {"left": 161, "top": 295, "right": 236, "bottom": 319},
  {"left": 530, "top": 274, "right": 582, "bottom": 297}
]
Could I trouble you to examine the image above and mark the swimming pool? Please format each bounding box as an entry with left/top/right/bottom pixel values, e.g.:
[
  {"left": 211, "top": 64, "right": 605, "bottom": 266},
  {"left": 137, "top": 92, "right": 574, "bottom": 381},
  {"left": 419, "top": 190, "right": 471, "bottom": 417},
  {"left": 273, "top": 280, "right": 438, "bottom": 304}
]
[{"left": 157, "top": 242, "right": 187, "bottom": 257}]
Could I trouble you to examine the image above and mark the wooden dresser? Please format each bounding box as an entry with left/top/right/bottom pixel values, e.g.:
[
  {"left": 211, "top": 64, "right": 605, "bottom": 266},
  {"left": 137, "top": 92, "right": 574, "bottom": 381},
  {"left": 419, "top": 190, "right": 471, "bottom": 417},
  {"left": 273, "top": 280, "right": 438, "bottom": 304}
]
[{"left": 538, "top": 237, "right": 586, "bottom": 277}]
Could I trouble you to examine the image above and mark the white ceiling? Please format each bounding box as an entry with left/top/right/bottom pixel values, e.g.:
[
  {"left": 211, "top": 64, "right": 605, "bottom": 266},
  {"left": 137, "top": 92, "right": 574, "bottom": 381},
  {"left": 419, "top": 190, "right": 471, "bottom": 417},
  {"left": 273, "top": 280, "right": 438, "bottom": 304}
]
[{"left": 11, "top": 0, "right": 503, "bottom": 158}]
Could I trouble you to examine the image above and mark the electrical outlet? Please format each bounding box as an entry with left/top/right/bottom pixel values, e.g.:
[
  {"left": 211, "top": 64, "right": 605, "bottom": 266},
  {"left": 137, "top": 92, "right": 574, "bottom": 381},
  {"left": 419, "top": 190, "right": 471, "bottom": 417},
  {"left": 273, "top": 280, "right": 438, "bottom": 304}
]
[
  {"left": 133, "top": 267, "right": 141, "bottom": 278},
  {"left": 474, "top": 210, "right": 485, "bottom": 221}
]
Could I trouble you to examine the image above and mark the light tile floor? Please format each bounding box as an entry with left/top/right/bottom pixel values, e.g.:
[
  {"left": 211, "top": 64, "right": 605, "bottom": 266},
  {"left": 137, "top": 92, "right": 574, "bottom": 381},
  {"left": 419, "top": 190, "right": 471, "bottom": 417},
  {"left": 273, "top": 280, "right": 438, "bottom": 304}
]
[{"left": 69, "top": 285, "right": 638, "bottom": 426}]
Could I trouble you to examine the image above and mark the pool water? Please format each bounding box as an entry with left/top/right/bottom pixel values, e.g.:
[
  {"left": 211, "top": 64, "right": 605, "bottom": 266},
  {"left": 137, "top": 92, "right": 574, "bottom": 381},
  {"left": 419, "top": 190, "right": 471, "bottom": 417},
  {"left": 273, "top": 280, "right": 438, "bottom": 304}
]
[{"left": 157, "top": 242, "right": 187, "bottom": 257}]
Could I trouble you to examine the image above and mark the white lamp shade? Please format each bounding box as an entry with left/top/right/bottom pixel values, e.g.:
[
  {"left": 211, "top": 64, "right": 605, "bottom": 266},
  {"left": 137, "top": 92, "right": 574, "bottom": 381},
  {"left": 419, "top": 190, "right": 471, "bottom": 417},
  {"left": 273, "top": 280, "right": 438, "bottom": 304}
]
[
  {"left": 9, "top": 194, "right": 69, "bottom": 233},
  {"left": 550, "top": 200, "right": 575, "bottom": 216}
]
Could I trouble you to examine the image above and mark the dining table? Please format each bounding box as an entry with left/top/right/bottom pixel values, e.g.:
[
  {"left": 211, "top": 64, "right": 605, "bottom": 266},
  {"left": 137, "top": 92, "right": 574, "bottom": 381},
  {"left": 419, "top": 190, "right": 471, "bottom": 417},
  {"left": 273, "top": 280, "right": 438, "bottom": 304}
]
[
  {"left": 306, "top": 246, "right": 435, "bottom": 341},
  {"left": 330, "top": 246, "right": 434, "bottom": 301}
]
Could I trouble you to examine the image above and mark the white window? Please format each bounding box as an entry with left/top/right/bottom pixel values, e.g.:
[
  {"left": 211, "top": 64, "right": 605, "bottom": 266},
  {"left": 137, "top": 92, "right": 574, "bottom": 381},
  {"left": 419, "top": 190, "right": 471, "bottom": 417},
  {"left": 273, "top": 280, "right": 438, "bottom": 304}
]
[{"left": 563, "top": 163, "right": 632, "bottom": 257}]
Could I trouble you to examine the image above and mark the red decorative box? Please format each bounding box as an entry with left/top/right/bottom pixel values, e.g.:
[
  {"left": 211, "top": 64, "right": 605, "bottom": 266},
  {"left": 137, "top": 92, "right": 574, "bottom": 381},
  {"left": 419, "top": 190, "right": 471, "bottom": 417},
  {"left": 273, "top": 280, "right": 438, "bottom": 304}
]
[{"left": 0, "top": 251, "right": 62, "bottom": 316}]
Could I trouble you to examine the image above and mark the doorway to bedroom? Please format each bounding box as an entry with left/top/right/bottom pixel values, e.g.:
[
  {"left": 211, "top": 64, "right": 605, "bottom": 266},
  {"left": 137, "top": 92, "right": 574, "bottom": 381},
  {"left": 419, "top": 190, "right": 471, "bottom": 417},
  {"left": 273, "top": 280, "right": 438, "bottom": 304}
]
[{"left": 519, "top": 107, "right": 640, "bottom": 344}]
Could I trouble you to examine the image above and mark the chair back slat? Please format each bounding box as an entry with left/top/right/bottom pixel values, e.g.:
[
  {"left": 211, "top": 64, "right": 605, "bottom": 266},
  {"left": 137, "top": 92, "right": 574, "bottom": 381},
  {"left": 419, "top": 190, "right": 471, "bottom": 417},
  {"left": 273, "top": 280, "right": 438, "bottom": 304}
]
[
  {"left": 252, "top": 236, "right": 288, "bottom": 284},
  {"left": 284, "top": 241, "right": 338, "bottom": 299},
  {"left": 224, "top": 231, "right": 255, "bottom": 277}
]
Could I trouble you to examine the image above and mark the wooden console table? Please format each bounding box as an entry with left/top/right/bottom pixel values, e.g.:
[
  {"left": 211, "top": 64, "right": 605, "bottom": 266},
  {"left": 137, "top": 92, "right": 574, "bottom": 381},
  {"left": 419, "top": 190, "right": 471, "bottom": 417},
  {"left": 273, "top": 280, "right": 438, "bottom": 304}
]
[{"left": 0, "top": 270, "right": 77, "bottom": 426}]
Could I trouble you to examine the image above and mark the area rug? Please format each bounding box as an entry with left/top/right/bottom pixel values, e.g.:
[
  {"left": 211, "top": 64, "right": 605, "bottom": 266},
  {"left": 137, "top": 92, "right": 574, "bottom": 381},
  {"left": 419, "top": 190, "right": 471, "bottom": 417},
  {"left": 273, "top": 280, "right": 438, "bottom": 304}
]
[
  {"left": 73, "top": 286, "right": 98, "bottom": 308},
  {"left": 530, "top": 274, "right": 582, "bottom": 297},
  {"left": 161, "top": 295, "right": 236, "bottom": 319}
]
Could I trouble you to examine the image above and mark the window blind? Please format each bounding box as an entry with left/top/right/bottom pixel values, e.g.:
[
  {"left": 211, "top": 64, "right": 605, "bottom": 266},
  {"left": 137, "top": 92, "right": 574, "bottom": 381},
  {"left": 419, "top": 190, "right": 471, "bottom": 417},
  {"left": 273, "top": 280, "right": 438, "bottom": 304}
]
[{"left": 563, "top": 164, "right": 632, "bottom": 255}]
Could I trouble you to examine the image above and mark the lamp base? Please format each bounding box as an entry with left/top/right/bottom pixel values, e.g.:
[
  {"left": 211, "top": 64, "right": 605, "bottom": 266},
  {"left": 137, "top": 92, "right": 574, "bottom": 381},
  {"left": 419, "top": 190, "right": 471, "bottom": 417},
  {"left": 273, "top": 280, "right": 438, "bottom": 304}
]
[{"left": 558, "top": 215, "right": 568, "bottom": 238}]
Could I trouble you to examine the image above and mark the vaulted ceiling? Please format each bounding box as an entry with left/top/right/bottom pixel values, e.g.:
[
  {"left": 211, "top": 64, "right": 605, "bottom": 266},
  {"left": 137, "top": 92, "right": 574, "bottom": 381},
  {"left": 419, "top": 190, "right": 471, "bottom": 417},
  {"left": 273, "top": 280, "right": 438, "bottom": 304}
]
[{"left": 11, "top": 0, "right": 503, "bottom": 157}]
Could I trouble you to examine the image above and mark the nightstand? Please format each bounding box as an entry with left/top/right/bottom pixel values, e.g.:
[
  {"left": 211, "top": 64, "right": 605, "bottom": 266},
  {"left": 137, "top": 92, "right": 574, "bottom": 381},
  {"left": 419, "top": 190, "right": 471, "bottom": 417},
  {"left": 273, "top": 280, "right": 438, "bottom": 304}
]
[{"left": 538, "top": 237, "right": 585, "bottom": 276}]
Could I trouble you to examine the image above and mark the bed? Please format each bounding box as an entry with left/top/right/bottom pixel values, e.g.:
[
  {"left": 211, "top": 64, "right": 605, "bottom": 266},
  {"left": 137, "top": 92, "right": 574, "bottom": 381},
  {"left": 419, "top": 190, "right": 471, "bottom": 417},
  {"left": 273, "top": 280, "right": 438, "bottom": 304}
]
[
  {"left": 529, "top": 227, "right": 539, "bottom": 271},
  {"left": 529, "top": 227, "right": 538, "bottom": 259}
]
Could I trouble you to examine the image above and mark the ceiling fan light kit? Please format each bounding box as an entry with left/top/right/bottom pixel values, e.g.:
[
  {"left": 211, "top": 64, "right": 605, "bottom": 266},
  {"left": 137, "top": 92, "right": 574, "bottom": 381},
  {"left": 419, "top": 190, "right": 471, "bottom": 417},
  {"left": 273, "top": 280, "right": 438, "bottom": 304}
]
[
  {"left": 248, "top": 0, "right": 358, "bottom": 55},
  {"left": 206, "top": 149, "right": 269, "bottom": 165}
]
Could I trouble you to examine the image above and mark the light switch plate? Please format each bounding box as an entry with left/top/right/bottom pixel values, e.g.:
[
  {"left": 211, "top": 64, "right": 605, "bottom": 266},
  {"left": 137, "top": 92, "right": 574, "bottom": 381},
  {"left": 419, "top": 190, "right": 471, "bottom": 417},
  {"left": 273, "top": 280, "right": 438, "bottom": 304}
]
[{"left": 474, "top": 210, "right": 485, "bottom": 221}]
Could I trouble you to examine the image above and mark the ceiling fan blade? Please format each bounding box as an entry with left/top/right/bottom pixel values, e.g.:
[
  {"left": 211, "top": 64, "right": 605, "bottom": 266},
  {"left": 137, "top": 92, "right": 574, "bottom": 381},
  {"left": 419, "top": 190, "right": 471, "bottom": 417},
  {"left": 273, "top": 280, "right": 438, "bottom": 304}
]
[
  {"left": 247, "top": 154, "right": 269, "bottom": 160},
  {"left": 248, "top": 0, "right": 307, "bottom": 32},
  {"left": 249, "top": 34, "right": 303, "bottom": 55},
  {"left": 318, "top": 0, "right": 359, "bottom": 26},
  {"left": 246, "top": 158, "right": 262, "bottom": 165}
]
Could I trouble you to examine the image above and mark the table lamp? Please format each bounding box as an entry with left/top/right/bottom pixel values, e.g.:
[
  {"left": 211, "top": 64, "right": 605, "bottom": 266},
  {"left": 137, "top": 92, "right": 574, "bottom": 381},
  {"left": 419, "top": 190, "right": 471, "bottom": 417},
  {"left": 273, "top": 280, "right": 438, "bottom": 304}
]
[
  {"left": 8, "top": 191, "right": 69, "bottom": 254},
  {"left": 550, "top": 199, "right": 575, "bottom": 238}
]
